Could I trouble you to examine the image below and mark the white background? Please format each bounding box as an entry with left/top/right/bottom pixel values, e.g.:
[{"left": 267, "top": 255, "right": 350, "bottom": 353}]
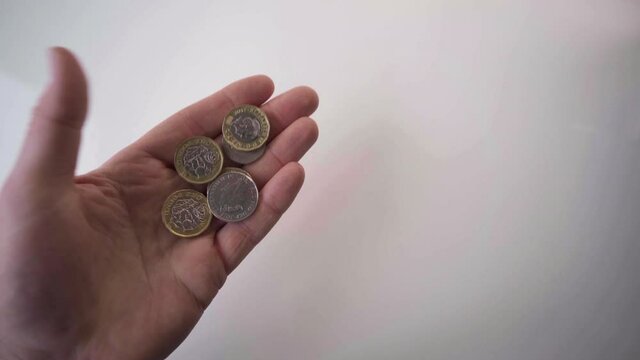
[{"left": 1, "top": 1, "right": 640, "bottom": 359}]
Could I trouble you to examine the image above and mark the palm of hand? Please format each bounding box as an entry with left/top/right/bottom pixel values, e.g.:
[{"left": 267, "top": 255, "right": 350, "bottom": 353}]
[{"left": 0, "top": 48, "right": 318, "bottom": 360}]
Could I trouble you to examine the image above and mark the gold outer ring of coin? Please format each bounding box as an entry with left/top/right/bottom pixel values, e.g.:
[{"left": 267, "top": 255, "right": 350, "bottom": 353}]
[
  {"left": 222, "top": 105, "right": 270, "bottom": 152},
  {"left": 174, "top": 136, "right": 223, "bottom": 184},
  {"left": 162, "top": 189, "right": 212, "bottom": 238}
]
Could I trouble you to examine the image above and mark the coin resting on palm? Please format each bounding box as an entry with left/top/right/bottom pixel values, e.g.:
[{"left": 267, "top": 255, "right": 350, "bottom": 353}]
[
  {"left": 162, "top": 189, "right": 212, "bottom": 237},
  {"left": 207, "top": 171, "right": 259, "bottom": 222},
  {"left": 174, "top": 136, "right": 223, "bottom": 184},
  {"left": 222, "top": 105, "right": 270, "bottom": 151},
  {"left": 164, "top": 105, "right": 268, "bottom": 236}
]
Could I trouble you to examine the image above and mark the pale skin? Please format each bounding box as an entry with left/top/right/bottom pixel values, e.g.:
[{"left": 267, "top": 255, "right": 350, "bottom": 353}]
[{"left": 0, "top": 48, "right": 319, "bottom": 360}]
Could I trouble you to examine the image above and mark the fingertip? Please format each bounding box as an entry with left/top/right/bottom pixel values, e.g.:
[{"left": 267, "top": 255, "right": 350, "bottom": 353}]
[
  {"left": 47, "top": 46, "right": 67, "bottom": 61},
  {"left": 47, "top": 47, "right": 85, "bottom": 79},
  {"left": 258, "top": 162, "right": 305, "bottom": 221},
  {"left": 248, "top": 74, "right": 275, "bottom": 99},
  {"left": 47, "top": 47, "right": 65, "bottom": 81},
  {"left": 224, "top": 74, "right": 275, "bottom": 107},
  {"left": 285, "top": 162, "right": 305, "bottom": 187},
  {"left": 270, "top": 162, "right": 306, "bottom": 195},
  {"left": 254, "top": 74, "right": 275, "bottom": 92},
  {"left": 40, "top": 47, "right": 88, "bottom": 128},
  {"left": 292, "top": 117, "right": 319, "bottom": 151},
  {"left": 302, "top": 117, "right": 320, "bottom": 143},
  {"left": 48, "top": 46, "right": 72, "bottom": 59},
  {"left": 296, "top": 86, "right": 319, "bottom": 113}
]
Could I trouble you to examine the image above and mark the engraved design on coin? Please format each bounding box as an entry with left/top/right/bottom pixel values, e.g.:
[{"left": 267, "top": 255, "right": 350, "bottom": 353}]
[
  {"left": 182, "top": 144, "right": 216, "bottom": 177},
  {"left": 174, "top": 136, "right": 223, "bottom": 184},
  {"left": 162, "top": 190, "right": 212, "bottom": 237},
  {"left": 222, "top": 105, "right": 270, "bottom": 151},
  {"left": 207, "top": 172, "right": 259, "bottom": 222},
  {"left": 231, "top": 116, "right": 260, "bottom": 142},
  {"left": 170, "top": 198, "right": 208, "bottom": 232}
]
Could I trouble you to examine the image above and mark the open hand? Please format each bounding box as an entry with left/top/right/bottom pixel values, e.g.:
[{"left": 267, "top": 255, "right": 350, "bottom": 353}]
[{"left": 0, "top": 48, "right": 319, "bottom": 360}]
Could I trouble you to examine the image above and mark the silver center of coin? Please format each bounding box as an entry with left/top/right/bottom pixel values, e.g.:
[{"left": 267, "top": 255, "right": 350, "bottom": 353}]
[
  {"left": 182, "top": 144, "right": 217, "bottom": 178},
  {"left": 231, "top": 116, "right": 261, "bottom": 142},
  {"left": 207, "top": 172, "right": 258, "bottom": 222},
  {"left": 170, "top": 198, "right": 209, "bottom": 231}
]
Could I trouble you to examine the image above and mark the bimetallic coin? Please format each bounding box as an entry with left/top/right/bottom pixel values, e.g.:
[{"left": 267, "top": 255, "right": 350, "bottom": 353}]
[
  {"left": 174, "top": 136, "right": 223, "bottom": 184},
  {"left": 207, "top": 171, "right": 259, "bottom": 222},
  {"left": 162, "top": 189, "right": 212, "bottom": 237},
  {"left": 222, "top": 105, "right": 270, "bottom": 151},
  {"left": 222, "top": 140, "right": 265, "bottom": 164}
]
